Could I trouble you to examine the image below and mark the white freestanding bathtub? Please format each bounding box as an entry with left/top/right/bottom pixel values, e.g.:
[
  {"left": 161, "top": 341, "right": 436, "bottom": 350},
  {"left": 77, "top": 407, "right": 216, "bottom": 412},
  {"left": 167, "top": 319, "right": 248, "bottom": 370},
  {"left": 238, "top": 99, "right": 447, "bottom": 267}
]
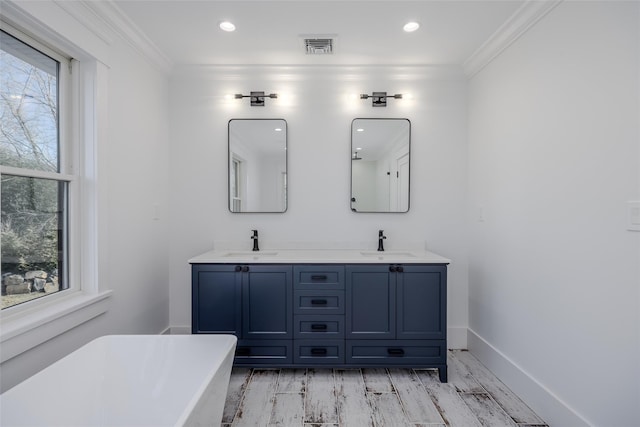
[{"left": 0, "top": 334, "right": 237, "bottom": 427}]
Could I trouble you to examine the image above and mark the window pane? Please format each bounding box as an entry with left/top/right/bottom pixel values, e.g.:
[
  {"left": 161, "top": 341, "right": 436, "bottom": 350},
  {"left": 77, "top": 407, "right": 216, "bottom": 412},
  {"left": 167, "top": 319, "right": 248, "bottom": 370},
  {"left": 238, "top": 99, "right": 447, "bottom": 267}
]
[
  {"left": 1, "top": 175, "right": 67, "bottom": 309},
  {"left": 0, "top": 30, "right": 59, "bottom": 172}
]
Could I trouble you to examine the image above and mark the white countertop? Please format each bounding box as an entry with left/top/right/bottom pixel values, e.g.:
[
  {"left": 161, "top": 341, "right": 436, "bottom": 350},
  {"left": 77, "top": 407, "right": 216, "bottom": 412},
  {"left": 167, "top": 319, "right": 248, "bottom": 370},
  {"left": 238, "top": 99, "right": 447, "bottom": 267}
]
[{"left": 189, "top": 249, "right": 451, "bottom": 264}]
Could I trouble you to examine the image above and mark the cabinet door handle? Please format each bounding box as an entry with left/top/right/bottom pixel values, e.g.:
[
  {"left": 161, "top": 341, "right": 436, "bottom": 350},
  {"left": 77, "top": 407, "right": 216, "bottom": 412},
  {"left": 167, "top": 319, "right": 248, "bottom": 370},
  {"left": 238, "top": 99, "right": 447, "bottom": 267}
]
[
  {"left": 311, "top": 299, "right": 328, "bottom": 305},
  {"left": 235, "top": 265, "right": 242, "bottom": 272},
  {"left": 236, "top": 347, "right": 251, "bottom": 356},
  {"left": 242, "top": 266, "right": 250, "bottom": 272},
  {"left": 396, "top": 265, "right": 404, "bottom": 272},
  {"left": 387, "top": 348, "right": 405, "bottom": 356},
  {"left": 311, "top": 275, "right": 327, "bottom": 281},
  {"left": 311, "top": 323, "right": 328, "bottom": 330},
  {"left": 389, "top": 266, "right": 396, "bottom": 273},
  {"left": 311, "top": 348, "right": 328, "bottom": 355}
]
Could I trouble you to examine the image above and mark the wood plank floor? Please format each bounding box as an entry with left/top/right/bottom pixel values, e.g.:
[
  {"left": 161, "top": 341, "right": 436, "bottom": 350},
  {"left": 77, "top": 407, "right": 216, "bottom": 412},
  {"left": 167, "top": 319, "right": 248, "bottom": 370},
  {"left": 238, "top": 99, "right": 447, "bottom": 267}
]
[{"left": 221, "top": 350, "right": 548, "bottom": 427}]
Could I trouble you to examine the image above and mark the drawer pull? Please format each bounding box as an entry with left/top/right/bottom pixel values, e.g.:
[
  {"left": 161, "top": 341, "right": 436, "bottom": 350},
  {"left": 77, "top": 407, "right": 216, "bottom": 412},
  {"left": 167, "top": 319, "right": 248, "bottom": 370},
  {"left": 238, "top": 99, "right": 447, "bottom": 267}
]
[
  {"left": 311, "top": 324, "right": 328, "bottom": 330},
  {"left": 311, "top": 299, "right": 328, "bottom": 305},
  {"left": 311, "top": 348, "right": 328, "bottom": 355},
  {"left": 236, "top": 347, "right": 251, "bottom": 356},
  {"left": 311, "top": 275, "right": 328, "bottom": 281},
  {"left": 387, "top": 348, "right": 405, "bottom": 356}
]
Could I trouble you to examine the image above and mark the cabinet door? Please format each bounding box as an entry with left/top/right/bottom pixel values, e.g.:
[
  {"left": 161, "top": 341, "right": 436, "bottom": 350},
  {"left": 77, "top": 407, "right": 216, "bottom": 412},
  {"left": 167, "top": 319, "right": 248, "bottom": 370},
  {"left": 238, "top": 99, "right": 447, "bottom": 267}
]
[
  {"left": 192, "top": 265, "right": 241, "bottom": 334},
  {"left": 397, "top": 265, "right": 447, "bottom": 340},
  {"left": 346, "top": 265, "right": 395, "bottom": 339},
  {"left": 242, "top": 265, "right": 293, "bottom": 339}
]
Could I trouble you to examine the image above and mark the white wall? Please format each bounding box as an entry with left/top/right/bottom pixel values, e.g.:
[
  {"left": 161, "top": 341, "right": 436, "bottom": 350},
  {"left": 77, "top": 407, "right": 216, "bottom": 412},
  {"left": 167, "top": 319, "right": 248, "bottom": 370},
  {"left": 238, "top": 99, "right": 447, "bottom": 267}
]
[
  {"left": 467, "top": 2, "right": 640, "bottom": 426},
  {"left": 168, "top": 66, "right": 470, "bottom": 346},
  {"left": 0, "top": 2, "right": 171, "bottom": 391}
]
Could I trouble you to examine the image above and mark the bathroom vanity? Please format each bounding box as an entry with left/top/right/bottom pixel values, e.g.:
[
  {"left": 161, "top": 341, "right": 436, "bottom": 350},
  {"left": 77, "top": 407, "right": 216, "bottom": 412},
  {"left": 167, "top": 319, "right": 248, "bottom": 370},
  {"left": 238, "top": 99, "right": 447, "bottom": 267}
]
[{"left": 190, "top": 249, "right": 449, "bottom": 382}]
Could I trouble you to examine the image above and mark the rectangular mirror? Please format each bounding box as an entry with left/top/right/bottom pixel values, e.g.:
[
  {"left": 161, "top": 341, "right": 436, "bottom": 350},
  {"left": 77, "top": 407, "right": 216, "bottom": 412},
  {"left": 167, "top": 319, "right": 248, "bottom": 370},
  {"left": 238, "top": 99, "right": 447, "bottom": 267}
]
[
  {"left": 351, "top": 118, "right": 410, "bottom": 213},
  {"left": 229, "top": 119, "right": 287, "bottom": 213}
]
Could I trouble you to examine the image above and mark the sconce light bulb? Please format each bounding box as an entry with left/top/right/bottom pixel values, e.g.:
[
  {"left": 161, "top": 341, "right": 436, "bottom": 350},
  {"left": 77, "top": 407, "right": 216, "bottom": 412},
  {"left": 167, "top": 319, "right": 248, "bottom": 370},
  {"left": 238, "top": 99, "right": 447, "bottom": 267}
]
[
  {"left": 403, "top": 22, "right": 420, "bottom": 32},
  {"left": 219, "top": 21, "right": 236, "bottom": 32}
]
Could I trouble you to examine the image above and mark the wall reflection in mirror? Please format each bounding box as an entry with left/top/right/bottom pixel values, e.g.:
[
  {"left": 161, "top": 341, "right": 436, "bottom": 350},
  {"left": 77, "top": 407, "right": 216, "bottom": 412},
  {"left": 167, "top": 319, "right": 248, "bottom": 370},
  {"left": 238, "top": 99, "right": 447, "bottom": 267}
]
[
  {"left": 228, "top": 119, "right": 287, "bottom": 213},
  {"left": 351, "top": 118, "right": 410, "bottom": 213}
]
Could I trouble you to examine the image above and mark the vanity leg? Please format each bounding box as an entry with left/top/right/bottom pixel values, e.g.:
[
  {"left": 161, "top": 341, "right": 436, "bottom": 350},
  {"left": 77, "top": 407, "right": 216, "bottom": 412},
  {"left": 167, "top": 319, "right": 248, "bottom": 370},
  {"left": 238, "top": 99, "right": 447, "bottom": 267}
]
[{"left": 439, "top": 365, "right": 448, "bottom": 383}]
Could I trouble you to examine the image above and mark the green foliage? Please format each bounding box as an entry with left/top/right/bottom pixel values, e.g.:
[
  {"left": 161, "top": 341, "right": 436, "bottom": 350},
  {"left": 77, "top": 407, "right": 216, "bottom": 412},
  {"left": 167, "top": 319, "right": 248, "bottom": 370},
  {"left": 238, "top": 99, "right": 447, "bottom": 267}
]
[{"left": 1, "top": 174, "right": 61, "bottom": 274}]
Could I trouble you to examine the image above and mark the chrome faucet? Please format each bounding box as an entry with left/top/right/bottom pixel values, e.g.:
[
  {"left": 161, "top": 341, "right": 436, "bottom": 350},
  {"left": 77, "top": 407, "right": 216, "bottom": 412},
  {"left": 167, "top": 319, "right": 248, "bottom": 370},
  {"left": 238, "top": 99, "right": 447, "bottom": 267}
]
[
  {"left": 251, "top": 229, "right": 259, "bottom": 251},
  {"left": 377, "top": 230, "right": 386, "bottom": 252}
]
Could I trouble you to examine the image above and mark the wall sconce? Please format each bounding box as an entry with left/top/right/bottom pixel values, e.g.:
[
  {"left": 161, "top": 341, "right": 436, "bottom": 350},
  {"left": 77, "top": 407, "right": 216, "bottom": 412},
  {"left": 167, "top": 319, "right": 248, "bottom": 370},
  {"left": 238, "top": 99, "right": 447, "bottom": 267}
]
[
  {"left": 234, "top": 91, "right": 278, "bottom": 106},
  {"left": 360, "top": 91, "right": 403, "bottom": 107}
]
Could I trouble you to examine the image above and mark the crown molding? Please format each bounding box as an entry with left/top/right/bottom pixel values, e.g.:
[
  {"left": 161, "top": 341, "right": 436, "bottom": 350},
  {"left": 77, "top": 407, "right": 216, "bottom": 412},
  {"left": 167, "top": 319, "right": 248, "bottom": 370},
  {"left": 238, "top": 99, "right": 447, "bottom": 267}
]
[
  {"left": 463, "top": 0, "right": 563, "bottom": 78},
  {"left": 79, "top": 0, "right": 173, "bottom": 74},
  {"left": 52, "top": 0, "right": 114, "bottom": 46}
]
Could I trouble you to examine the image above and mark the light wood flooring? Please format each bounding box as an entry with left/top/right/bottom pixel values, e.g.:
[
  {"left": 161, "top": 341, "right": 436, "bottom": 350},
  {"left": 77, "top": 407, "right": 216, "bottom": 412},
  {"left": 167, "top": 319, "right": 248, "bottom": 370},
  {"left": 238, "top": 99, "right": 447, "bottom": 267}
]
[{"left": 221, "top": 349, "right": 547, "bottom": 427}]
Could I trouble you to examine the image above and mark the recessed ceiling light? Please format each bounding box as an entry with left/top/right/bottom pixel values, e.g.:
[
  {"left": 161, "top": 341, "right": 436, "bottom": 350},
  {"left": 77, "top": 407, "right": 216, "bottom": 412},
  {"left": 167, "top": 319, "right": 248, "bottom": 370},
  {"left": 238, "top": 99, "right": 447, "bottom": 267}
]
[
  {"left": 219, "top": 21, "right": 236, "bottom": 32},
  {"left": 403, "top": 22, "right": 420, "bottom": 32},
  {"left": 356, "top": 128, "right": 364, "bottom": 132},
  {"left": 275, "top": 128, "right": 282, "bottom": 132}
]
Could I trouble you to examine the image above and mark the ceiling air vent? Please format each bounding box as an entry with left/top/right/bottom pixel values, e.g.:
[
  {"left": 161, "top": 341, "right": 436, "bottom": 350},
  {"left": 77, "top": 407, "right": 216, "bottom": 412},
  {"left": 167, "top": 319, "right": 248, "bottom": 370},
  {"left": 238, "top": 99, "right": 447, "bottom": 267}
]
[{"left": 304, "top": 38, "right": 334, "bottom": 55}]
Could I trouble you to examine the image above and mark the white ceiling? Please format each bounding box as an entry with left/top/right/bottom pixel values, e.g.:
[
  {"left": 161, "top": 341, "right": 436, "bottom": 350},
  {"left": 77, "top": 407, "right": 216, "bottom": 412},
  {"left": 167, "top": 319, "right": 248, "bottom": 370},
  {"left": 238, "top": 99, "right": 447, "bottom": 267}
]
[{"left": 112, "top": 0, "right": 525, "bottom": 66}]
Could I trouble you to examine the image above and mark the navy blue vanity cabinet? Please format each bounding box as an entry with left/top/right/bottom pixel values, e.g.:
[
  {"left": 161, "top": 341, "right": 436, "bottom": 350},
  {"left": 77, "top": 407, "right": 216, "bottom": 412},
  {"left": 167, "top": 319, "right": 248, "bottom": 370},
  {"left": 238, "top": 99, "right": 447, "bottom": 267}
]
[
  {"left": 345, "top": 264, "right": 448, "bottom": 382},
  {"left": 192, "top": 261, "right": 447, "bottom": 381},
  {"left": 242, "top": 265, "right": 293, "bottom": 340},
  {"left": 345, "top": 265, "right": 396, "bottom": 339},
  {"left": 192, "top": 264, "right": 242, "bottom": 335},
  {"left": 397, "top": 265, "right": 446, "bottom": 340},
  {"left": 192, "top": 264, "right": 293, "bottom": 364},
  {"left": 293, "top": 265, "right": 346, "bottom": 364}
]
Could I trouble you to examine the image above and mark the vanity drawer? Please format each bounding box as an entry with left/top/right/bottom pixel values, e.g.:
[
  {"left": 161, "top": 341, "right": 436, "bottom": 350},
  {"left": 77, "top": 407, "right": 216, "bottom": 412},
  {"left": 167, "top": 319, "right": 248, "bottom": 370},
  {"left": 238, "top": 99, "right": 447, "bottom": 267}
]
[
  {"left": 294, "top": 290, "right": 344, "bottom": 314},
  {"left": 345, "top": 340, "right": 445, "bottom": 366},
  {"left": 234, "top": 340, "right": 292, "bottom": 365},
  {"left": 294, "top": 315, "right": 344, "bottom": 338},
  {"left": 294, "top": 265, "right": 345, "bottom": 290},
  {"left": 294, "top": 340, "right": 344, "bottom": 364}
]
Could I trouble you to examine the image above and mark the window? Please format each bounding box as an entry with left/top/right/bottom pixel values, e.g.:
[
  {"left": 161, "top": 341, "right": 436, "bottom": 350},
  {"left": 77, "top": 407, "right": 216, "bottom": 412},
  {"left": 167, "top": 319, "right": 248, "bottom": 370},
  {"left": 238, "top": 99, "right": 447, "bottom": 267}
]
[{"left": 1, "top": 25, "right": 72, "bottom": 310}]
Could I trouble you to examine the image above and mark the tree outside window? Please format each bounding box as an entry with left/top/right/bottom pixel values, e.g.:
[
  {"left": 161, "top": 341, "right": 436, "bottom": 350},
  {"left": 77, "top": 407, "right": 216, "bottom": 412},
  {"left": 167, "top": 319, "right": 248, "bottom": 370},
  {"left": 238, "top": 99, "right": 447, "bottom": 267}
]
[{"left": 1, "top": 28, "right": 68, "bottom": 309}]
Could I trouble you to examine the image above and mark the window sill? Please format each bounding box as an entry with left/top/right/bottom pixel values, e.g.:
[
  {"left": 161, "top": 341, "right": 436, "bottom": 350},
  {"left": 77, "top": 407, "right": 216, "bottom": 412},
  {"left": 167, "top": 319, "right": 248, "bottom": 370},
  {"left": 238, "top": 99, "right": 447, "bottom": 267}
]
[{"left": 0, "top": 290, "right": 112, "bottom": 363}]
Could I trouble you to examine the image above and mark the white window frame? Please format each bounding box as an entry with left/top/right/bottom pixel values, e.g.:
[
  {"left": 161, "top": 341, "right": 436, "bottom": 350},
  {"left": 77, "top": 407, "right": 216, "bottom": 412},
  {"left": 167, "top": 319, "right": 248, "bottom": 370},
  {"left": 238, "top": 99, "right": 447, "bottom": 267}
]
[{"left": 0, "top": 18, "right": 111, "bottom": 364}]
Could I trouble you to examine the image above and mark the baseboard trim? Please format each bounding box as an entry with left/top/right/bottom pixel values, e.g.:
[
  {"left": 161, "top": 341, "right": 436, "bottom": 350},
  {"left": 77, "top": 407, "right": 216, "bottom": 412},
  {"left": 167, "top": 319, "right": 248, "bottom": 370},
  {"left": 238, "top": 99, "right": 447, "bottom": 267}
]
[
  {"left": 447, "top": 326, "right": 467, "bottom": 349},
  {"left": 467, "top": 328, "right": 592, "bottom": 427},
  {"left": 166, "top": 326, "right": 191, "bottom": 335}
]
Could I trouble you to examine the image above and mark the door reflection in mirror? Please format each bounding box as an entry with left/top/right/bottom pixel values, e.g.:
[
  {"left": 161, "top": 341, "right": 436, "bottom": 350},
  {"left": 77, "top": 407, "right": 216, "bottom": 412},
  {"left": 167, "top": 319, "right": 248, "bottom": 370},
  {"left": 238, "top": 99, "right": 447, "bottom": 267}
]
[
  {"left": 228, "top": 119, "right": 287, "bottom": 213},
  {"left": 351, "top": 118, "right": 410, "bottom": 213}
]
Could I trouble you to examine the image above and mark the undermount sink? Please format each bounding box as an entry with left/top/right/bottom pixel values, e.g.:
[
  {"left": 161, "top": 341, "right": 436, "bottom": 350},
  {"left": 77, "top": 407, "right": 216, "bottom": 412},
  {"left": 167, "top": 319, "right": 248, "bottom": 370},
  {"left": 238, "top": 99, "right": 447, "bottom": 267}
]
[
  {"left": 223, "top": 251, "right": 279, "bottom": 258},
  {"left": 360, "top": 251, "right": 417, "bottom": 258}
]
